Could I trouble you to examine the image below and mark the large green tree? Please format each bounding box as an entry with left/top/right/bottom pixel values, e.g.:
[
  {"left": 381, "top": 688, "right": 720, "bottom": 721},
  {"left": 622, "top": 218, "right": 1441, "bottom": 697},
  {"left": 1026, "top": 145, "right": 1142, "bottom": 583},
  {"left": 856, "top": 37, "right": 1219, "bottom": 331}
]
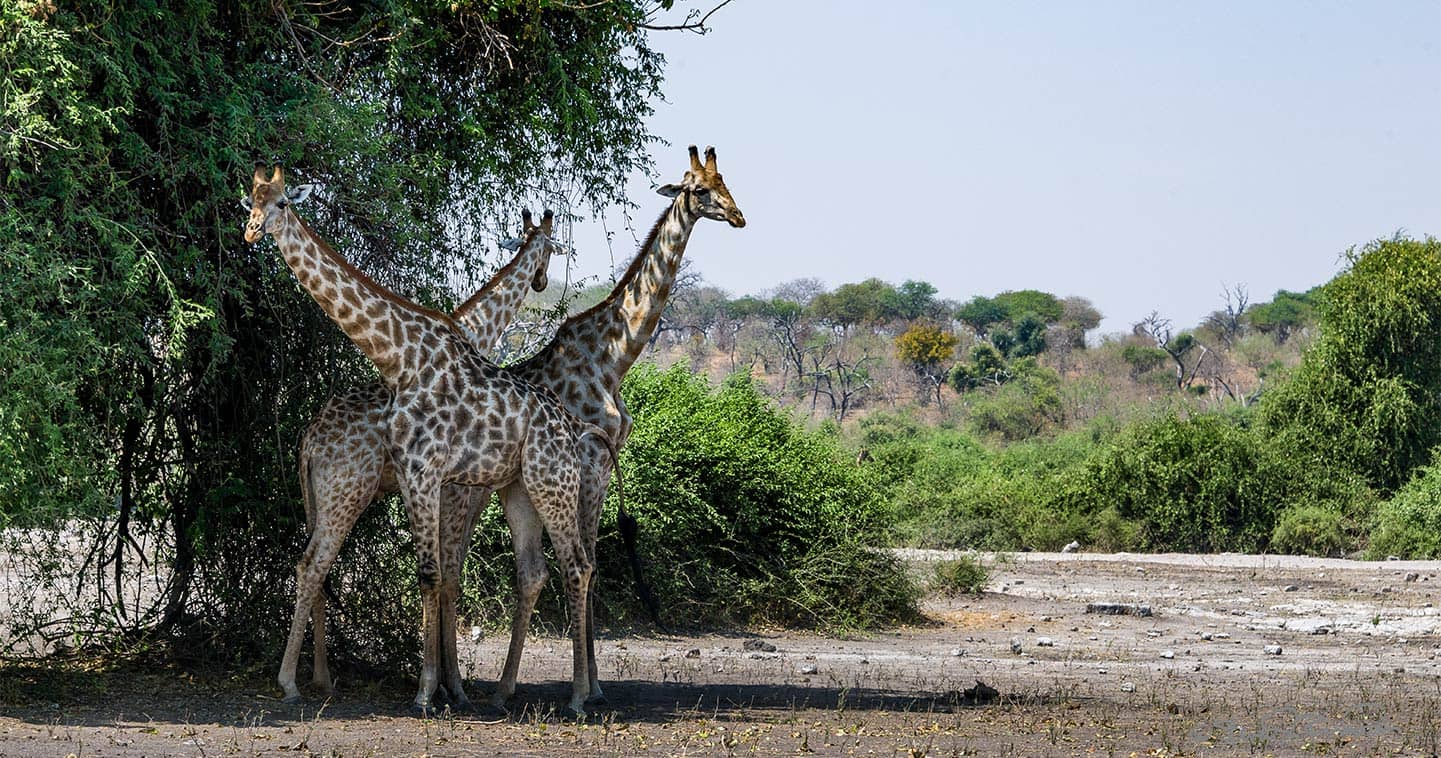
[
  {"left": 1261, "top": 236, "right": 1441, "bottom": 494},
  {"left": 1, "top": 0, "right": 694, "bottom": 661}
]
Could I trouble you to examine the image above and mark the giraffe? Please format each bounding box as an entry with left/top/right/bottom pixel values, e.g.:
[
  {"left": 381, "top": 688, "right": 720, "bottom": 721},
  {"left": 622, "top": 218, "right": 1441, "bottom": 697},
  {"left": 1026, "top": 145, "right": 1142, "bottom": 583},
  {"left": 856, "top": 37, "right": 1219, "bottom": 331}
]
[
  {"left": 275, "top": 208, "right": 559, "bottom": 707},
  {"left": 442, "top": 145, "right": 746, "bottom": 709},
  {"left": 244, "top": 166, "right": 614, "bottom": 716}
]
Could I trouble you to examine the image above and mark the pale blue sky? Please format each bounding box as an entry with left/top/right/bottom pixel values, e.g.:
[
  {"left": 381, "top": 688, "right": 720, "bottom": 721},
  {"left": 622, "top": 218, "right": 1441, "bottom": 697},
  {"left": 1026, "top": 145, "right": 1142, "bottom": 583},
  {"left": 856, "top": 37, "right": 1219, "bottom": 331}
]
[{"left": 565, "top": 0, "right": 1441, "bottom": 334}]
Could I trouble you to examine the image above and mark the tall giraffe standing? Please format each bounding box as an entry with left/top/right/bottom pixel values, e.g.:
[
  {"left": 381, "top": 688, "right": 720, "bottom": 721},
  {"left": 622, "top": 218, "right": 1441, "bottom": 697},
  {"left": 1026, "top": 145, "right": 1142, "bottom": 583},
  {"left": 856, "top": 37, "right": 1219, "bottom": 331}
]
[
  {"left": 276, "top": 209, "right": 558, "bottom": 706},
  {"left": 449, "top": 146, "right": 746, "bottom": 708},
  {"left": 244, "top": 166, "right": 613, "bottom": 715}
]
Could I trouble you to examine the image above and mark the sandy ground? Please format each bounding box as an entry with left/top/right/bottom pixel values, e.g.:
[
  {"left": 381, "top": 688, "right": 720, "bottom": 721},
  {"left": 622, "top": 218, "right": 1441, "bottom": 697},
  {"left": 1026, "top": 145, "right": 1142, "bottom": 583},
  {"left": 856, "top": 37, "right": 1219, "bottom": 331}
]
[{"left": 4, "top": 551, "right": 1441, "bottom": 756}]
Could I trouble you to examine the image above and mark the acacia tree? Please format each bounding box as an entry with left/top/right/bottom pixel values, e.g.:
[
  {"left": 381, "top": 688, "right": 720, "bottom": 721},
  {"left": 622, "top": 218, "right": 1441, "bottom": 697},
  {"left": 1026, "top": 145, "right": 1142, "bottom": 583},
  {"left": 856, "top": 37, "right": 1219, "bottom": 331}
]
[
  {"left": 1247, "top": 288, "right": 1319, "bottom": 344},
  {"left": 1134, "top": 312, "right": 1210, "bottom": 391},
  {"left": 1, "top": 0, "right": 716, "bottom": 662},
  {"left": 895, "top": 323, "right": 958, "bottom": 407},
  {"left": 811, "top": 278, "right": 902, "bottom": 331}
]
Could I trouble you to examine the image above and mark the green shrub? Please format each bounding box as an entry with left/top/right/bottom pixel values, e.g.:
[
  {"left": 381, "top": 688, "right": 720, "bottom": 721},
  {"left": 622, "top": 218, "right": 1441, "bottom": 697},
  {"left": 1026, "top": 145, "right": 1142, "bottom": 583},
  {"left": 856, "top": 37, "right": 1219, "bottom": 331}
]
[
  {"left": 966, "top": 359, "right": 1064, "bottom": 442},
  {"left": 1369, "top": 458, "right": 1441, "bottom": 558},
  {"left": 1061, "top": 414, "right": 1282, "bottom": 553},
  {"left": 1261, "top": 236, "right": 1441, "bottom": 494},
  {"left": 931, "top": 556, "right": 989, "bottom": 596},
  {"left": 860, "top": 412, "right": 1114, "bottom": 551},
  {"left": 1270, "top": 505, "right": 1355, "bottom": 557},
  {"left": 588, "top": 364, "right": 918, "bottom": 629}
]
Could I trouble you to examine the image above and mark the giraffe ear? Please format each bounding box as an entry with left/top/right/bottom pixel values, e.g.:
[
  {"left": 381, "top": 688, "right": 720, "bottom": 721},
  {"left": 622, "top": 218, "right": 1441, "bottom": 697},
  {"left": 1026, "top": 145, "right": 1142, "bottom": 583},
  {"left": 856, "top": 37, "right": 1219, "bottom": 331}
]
[
  {"left": 286, "top": 184, "right": 315, "bottom": 204},
  {"left": 656, "top": 183, "right": 684, "bottom": 198},
  {"left": 240, "top": 196, "right": 253, "bottom": 211},
  {"left": 499, "top": 236, "right": 523, "bottom": 251}
]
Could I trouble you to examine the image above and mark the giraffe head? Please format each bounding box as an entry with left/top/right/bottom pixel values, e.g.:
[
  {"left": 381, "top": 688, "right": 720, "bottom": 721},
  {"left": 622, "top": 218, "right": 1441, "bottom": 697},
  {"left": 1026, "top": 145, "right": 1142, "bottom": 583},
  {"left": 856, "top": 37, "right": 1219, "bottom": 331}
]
[
  {"left": 498, "top": 208, "right": 557, "bottom": 292},
  {"left": 657, "top": 146, "right": 746, "bottom": 228},
  {"left": 242, "top": 165, "right": 314, "bottom": 243}
]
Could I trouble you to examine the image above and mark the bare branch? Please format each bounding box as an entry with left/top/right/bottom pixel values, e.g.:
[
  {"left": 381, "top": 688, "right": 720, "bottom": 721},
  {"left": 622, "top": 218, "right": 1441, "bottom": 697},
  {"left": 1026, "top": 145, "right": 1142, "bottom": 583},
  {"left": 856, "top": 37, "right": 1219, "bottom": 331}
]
[{"left": 639, "top": 0, "right": 736, "bottom": 33}]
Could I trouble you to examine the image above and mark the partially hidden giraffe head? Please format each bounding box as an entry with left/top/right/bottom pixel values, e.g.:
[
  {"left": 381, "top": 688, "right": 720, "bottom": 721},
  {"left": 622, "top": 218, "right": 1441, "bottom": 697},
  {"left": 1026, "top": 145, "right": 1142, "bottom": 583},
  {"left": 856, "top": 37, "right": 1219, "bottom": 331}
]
[
  {"left": 498, "top": 208, "right": 558, "bottom": 292},
  {"left": 657, "top": 146, "right": 746, "bottom": 228},
  {"left": 242, "top": 165, "right": 315, "bottom": 244}
]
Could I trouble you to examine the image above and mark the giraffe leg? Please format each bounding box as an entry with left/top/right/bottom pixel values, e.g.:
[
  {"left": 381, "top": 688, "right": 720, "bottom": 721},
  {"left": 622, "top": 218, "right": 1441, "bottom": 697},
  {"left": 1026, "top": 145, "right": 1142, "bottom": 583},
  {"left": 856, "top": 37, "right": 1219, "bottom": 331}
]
[
  {"left": 278, "top": 493, "right": 368, "bottom": 703},
  {"left": 438, "top": 484, "right": 489, "bottom": 710},
  {"left": 584, "top": 584, "right": 604, "bottom": 705},
  {"left": 550, "top": 534, "right": 594, "bottom": 718},
  {"left": 490, "top": 483, "right": 546, "bottom": 708},
  {"left": 399, "top": 476, "right": 445, "bottom": 713},
  {"left": 580, "top": 466, "right": 610, "bottom": 704},
  {"left": 309, "top": 595, "right": 330, "bottom": 695},
  {"left": 278, "top": 535, "right": 326, "bottom": 703}
]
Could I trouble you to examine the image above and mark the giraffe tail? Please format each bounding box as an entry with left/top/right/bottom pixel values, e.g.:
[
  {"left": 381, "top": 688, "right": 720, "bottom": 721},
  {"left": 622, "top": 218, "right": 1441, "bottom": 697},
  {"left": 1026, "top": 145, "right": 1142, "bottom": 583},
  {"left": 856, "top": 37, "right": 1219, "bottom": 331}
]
[
  {"left": 581, "top": 428, "right": 665, "bottom": 631},
  {"left": 298, "top": 439, "right": 317, "bottom": 533}
]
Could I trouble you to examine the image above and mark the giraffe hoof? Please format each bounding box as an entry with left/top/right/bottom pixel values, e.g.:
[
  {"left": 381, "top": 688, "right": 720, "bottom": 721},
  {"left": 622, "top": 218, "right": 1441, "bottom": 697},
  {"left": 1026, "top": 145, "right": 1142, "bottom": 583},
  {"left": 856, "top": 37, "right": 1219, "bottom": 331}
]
[
  {"left": 281, "top": 693, "right": 304, "bottom": 705},
  {"left": 585, "top": 693, "right": 608, "bottom": 707},
  {"left": 564, "top": 704, "right": 589, "bottom": 721}
]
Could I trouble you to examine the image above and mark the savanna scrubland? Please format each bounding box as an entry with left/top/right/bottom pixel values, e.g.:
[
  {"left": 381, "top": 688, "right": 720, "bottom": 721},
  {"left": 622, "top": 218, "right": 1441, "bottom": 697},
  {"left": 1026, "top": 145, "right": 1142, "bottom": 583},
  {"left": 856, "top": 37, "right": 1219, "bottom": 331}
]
[
  {"left": 631, "top": 233, "right": 1441, "bottom": 563},
  {"left": 5, "top": 5, "right": 1441, "bottom": 751}
]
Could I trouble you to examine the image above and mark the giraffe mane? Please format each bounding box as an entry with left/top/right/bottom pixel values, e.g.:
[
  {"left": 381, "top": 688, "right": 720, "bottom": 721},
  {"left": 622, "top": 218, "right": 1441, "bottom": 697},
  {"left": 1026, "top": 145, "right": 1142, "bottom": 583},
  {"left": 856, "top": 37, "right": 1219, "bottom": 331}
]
[
  {"left": 454, "top": 223, "right": 547, "bottom": 316},
  {"left": 292, "top": 214, "right": 459, "bottom": 328},
  {"left": 556, "top": 206, "right": 669, "bottom": 329}
]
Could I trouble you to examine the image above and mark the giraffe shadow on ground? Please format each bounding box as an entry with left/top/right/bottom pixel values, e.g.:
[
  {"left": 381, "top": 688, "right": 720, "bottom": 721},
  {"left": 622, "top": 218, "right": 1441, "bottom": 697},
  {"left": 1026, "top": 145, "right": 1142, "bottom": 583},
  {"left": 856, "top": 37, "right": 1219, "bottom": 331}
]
[{"left": 0, "top": 662, "right": 1037, "bottom": 729}]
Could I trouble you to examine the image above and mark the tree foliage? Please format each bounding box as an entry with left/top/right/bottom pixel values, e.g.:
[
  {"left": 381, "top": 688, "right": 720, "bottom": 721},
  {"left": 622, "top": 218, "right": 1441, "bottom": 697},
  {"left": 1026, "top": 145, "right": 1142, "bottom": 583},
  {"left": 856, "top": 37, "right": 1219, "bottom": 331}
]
[
  {"left": 2, "top": 0, "right": 680, "bottom": 661},
  {"left": 811, "top": 277, "right": 900, "bottom": 327},
  {"left": 1246, "top": 288, "right": 1319, "bottom": 342},
  {"left": 1260, "top": 236, "right": 1441, "bottom": 493},
  {"left": 894, "top": 323, "right": 958, "bottom": 369},
  {"left": 955, "top": 296, "right": 1007, "bottom": 337},
  {"left": 991, "top": 289, "right": 1065, "bottom": 324}
]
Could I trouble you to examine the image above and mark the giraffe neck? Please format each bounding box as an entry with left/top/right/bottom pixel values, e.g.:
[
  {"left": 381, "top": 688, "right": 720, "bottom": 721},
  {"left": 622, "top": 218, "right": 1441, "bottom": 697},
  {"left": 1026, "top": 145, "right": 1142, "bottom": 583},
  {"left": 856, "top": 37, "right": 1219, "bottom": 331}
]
[
  {"left": 272, "top": 210, "right": 449, "bottom": 385},
  {"left": 558, "top": 198, "right": 698, "bottom": 388},
  {"left": 451, "top": 237, "right": 548, "bottom": 355}
]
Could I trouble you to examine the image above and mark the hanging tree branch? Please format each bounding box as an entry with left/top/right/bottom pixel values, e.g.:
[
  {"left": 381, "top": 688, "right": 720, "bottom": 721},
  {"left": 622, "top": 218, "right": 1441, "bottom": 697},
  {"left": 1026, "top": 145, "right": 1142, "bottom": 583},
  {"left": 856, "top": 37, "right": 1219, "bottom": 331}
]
[{"left": 638, "top": 0, "right": 735, "bottom": 33}]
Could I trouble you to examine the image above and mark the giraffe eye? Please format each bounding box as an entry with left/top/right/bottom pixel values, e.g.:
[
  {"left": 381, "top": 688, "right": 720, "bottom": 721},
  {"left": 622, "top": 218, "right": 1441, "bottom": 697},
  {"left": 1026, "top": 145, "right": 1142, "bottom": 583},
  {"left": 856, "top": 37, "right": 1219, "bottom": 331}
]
[{"left": 694, "top": 187, "right": 712, "bottom": 199}]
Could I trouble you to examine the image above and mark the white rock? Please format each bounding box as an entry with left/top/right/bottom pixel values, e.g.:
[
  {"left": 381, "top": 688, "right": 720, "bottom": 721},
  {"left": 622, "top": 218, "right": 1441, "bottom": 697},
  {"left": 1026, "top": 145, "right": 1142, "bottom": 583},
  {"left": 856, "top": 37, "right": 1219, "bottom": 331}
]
[
  {"left": 1160, "top": 650, "right": 1175, "bottom": 659},
  {"left": 1036, "top": 637, "right": 1055, "bottom": 647},
  {"left": 1062, "top": 541, "right": 1081, "bottom": 553},
  {"left": 1264, "top": 645, "right": 1283, "bottom": 656}
]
